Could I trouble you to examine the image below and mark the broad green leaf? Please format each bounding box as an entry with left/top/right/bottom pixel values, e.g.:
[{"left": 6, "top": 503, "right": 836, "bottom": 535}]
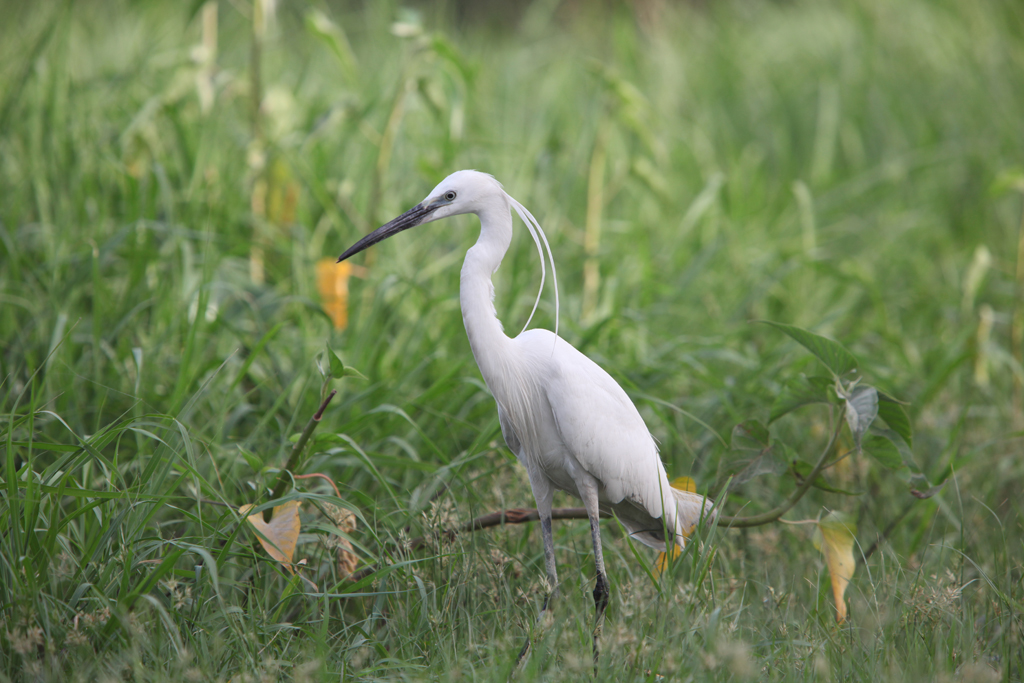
[
  {"left": 342, "top": 365, "right": 368, "bottom": 380},
  {"left": 862, "top": 433, "right": 905, "bottom": 471},
  {"left": 761, "top": 321, "right": 857, "bottom": 378},
  {"left": 238, "top": 446, "right": 263, "bottom": 473},
  {"left": 877, "top": 393, "right": 912, "bottom": 447},
  {"left": 843, "top": 385, "right": 878, "bottom": 447},
  {"left": 731, "top": 419, "right": 770, "bottom": 451},
  {"left": 873, "top": 428, "right": 921, "bottom": 474},
  {"left": 328, "top": 346, "right": 345, "bottom": 378},
  {"left": 770, "top": 375, "right": 834, "bottom": 423}
]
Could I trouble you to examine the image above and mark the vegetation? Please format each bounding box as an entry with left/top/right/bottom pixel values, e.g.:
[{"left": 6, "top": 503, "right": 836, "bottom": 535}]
[{"left": 1, "top": 0, "right": 1022, "bottom": 680}]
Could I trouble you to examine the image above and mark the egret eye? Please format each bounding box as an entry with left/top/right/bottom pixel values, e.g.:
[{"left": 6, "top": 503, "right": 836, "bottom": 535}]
[{"left": 444, "top": 191, "right": 457, "bottom": 201}]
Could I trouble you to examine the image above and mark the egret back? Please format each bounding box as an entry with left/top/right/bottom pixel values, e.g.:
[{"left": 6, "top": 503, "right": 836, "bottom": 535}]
[{"left": 500, "top": 330, "right": 711, "bottom": 550}]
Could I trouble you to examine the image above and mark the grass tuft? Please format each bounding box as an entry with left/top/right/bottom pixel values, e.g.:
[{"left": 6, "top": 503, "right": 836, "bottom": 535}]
[{"left": 2, "top": 0, "right": 1023, "bottom": 680}]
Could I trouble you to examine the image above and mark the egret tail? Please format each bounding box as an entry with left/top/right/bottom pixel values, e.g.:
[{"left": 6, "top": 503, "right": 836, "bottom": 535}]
[{"left": 670, "top": 488, "right": 715, "bottom": 546}]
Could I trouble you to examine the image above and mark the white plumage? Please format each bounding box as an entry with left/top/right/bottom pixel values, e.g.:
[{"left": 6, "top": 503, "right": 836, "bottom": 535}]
[{"left": 338, "top": 169, "right": 712, "bottom": 665}]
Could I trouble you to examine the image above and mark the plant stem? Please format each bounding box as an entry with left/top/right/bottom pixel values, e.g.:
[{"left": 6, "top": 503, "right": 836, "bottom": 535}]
[
  {"left": 860, "top": 501, "right": 915, "bottom": 564},
  {"left": 347, "top": 507, "right": 604, "bottom": 582},
  {"left": 268, "top": 390, "right": 337, "bottom": 507},
  {"left": 718, "top": 410, "right": 844, "bottom": 528},
  {"left": 347, "top": 413, "right": 842, "bottom": 580}
]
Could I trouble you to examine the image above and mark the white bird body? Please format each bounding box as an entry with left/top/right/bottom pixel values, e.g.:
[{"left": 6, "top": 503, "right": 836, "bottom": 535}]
[
  {"left": 452, "top": 171, "right": 710, "bottom": 551},
  {"left": 479, "top": 326, "right": 705, "bottom": 550},
  {"left": 338, "top": 169, "right": 712, "bottom": 665}
]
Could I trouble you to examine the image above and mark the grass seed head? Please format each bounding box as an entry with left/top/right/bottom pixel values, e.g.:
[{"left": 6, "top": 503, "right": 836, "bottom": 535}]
[{"left": 6, "top": 626, "right": 44, "bottom": 656}]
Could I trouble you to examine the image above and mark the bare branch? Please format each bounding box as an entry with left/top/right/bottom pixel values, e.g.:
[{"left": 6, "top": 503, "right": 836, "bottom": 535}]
[
  {"left": 347, "top": 507, "right": 607, "bottom": 582},
  {"left": 718, "top": 408, "right": 844, "bottom": 528},
  {"left": 268, "top": 390, "right": 337, "bottom": 509}
]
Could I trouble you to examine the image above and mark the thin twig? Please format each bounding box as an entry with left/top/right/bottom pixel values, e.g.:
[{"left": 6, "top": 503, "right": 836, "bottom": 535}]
[
  {"left": 718, "top": 409, "right": 844, "bottom": 528},
  {"left": 347, "top": 507, "right": 605, "bottom": 582},
  {"left": 860, "top": 501, "right": 915, "bottom": 564},
  {"left": 343, "top": 412, "right": 843, "bottom": 582},
  {"left": 268, "top": 390, "right": 337, "bottom": 507}
]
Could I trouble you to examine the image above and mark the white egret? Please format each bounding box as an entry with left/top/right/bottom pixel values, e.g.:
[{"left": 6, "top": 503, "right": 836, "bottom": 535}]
[{"left": 337, "top": 170, "right": 713, "bottom": 666}]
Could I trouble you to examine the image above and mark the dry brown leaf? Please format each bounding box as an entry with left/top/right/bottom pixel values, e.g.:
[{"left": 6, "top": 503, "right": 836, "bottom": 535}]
[
  {"left": 240, "top": 500, "right": 301, "bottom": 571},
  {"left": 316, "top": 259, "right": 353, "bottom": 330},
  {"left": 813, "top": 511, "right": 857, "bottom": 623},
  {"left": 322, "top": 502, "right": 359, "bottom": 578}
]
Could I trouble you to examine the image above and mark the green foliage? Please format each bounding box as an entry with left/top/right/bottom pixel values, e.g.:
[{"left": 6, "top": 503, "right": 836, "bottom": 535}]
[
  {"left": 760, "top": 321, "right": 858, "bottom": 379},
  {"left": 1, "top": 0, "right": 1022, "bottom": 680}
]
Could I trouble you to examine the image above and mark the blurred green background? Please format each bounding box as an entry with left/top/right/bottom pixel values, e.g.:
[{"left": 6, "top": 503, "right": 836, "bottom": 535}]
[{"left": 1, "top": 0, "right": 1022, "bottom": 680}]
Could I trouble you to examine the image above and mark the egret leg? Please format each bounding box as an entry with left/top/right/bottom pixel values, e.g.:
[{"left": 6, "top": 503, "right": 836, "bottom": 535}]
[
  {"left": 516, "top": 476, "right": 558, "bottom": 668},
  {"left": 588, "top": 512, "right": 609, "bottom": 672},
  {"left": 576, "top": 480, "right": 609, "bottom": 672}
]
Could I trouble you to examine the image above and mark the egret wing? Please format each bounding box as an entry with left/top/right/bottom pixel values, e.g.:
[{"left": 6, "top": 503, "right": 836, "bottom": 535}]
[
  {"left": 496, "top": 402, "right": 522, "bottom": 457},
  {"left": 539, "top": 336, "right": 673, "bottom": 518}
]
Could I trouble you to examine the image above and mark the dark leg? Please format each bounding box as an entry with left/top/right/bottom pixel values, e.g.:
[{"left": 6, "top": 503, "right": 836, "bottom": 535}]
[
  {"left": 516, "top": 480, "right": 558, "bottom": 670},
  {"left": 589, "top": 515, "right": 609, "bottom": 674},
  {"left": 575, "top": 476, "right": 609, "bottom": 673}
]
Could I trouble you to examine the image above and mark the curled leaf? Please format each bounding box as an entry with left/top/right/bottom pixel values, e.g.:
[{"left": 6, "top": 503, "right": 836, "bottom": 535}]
[
  {"left": 842, "top": 384, "right": 878, "bottom": 447},
  {"left": 813, "top": 512, "right": 856, "bottom": 623},
  {"left": 240, "top": 500, "right": 301, "bottom": 571},
  {"left": 655, "top": 477, "right": 697, "bottom": 576}
]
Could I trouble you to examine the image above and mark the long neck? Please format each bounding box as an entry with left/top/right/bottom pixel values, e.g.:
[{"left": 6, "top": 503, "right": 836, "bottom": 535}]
[{"left": 460, "top": 204, "right": 514, "bottom": 388}]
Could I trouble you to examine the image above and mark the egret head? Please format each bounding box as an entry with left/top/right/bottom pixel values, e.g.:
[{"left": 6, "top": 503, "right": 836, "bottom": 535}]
[{"left": 337, "top": 170, "right": 506, "bottom": 263}]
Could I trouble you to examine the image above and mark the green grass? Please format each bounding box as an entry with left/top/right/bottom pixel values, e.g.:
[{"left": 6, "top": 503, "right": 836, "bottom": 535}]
[{"left": 2, "top": 0, "right": 1023, "bottom": 680}]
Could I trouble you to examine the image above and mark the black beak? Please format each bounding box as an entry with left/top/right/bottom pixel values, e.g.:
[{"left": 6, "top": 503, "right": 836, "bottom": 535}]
[{"left": 337, "top": 202, "right": 435, "bottom": 262}]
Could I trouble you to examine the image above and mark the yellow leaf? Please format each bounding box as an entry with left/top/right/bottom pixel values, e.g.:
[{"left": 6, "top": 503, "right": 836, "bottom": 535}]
[
  {"left": 670, "top": 476, "right": 697, "bottom": 492},
  {"left": 316, "top": 259, "right": 352, "bottom": 330},
  {"left": 241, "top": 500, "right": 302, "bottom": 570},
  {"left": 813, "top": 511, "right": 856, "bottom": 623},
  {"left": 654, "top": 544, "right": 681, "bottom": 578},
  {"left": 656, "top": 475, "right": 699, "bottom": 575}
]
